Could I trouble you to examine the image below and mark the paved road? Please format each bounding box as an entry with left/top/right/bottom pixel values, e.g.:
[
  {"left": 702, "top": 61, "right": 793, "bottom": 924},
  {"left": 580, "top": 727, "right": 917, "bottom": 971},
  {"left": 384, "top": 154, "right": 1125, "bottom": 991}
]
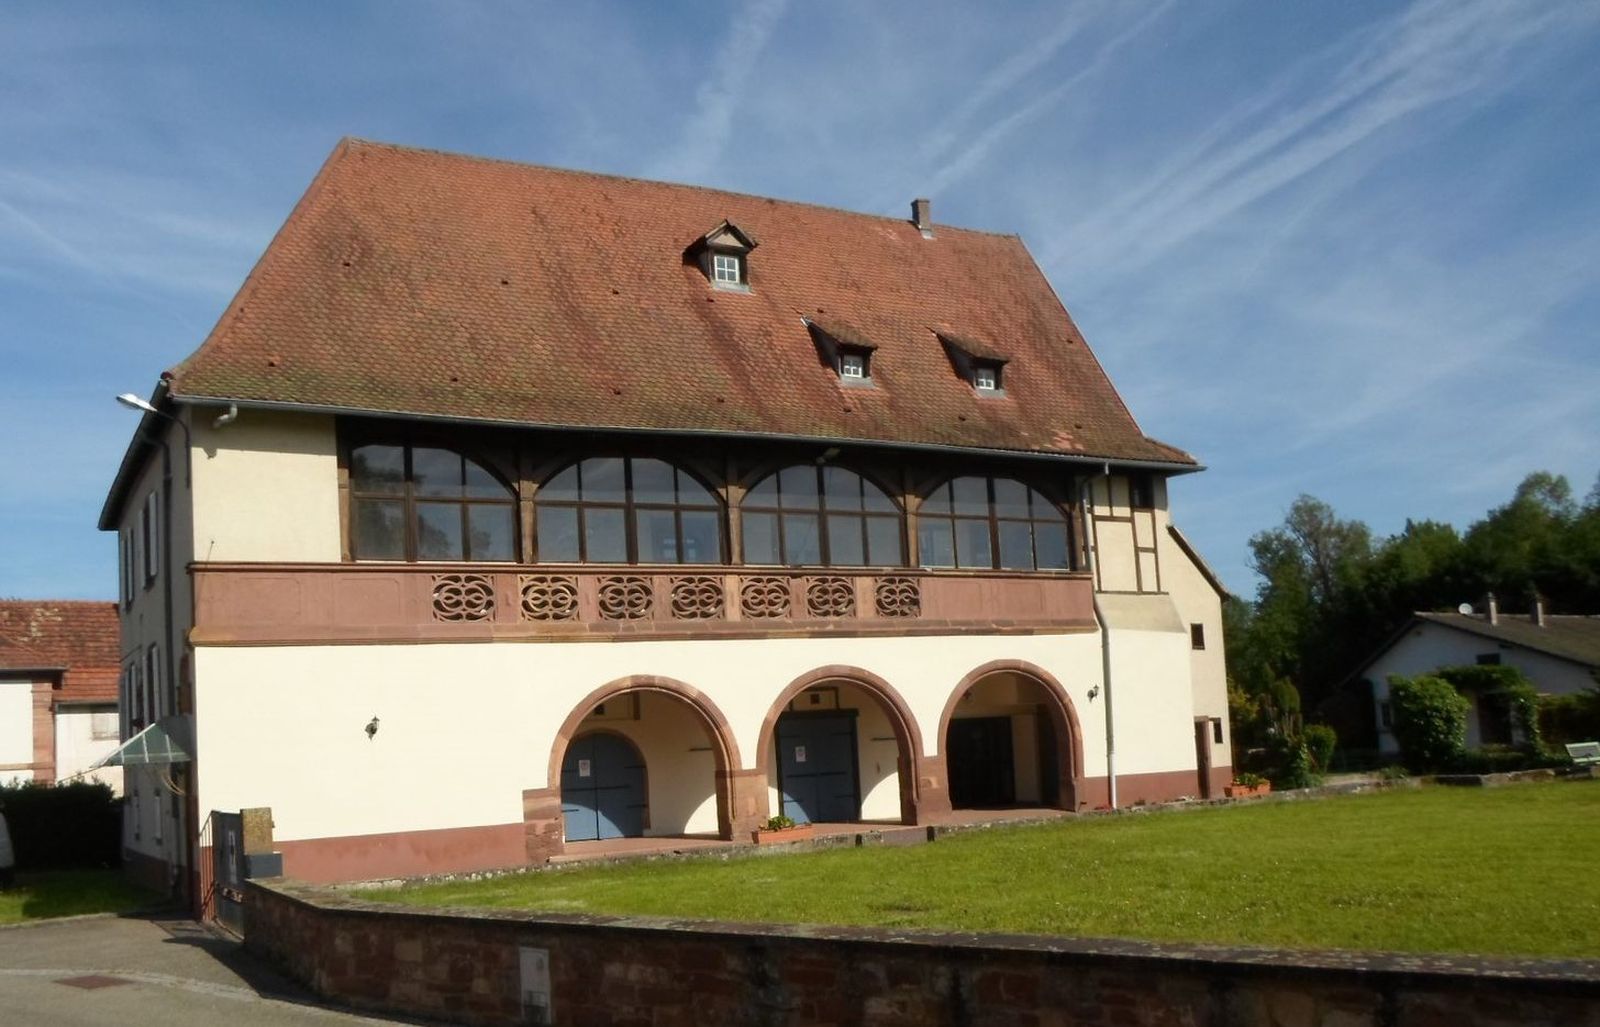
[{"left": 0, "top": 913, "right": 440, "bottom": 1026}]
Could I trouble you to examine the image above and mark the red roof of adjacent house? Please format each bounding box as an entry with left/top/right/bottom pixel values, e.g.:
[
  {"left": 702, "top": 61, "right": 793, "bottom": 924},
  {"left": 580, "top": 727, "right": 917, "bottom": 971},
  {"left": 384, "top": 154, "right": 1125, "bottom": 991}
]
[
  {"left": 0, "top": 601, "right": 120, "bottom": 703},
  {"left": 162, "top": 139, "right": 1195, "bottom": 467}
]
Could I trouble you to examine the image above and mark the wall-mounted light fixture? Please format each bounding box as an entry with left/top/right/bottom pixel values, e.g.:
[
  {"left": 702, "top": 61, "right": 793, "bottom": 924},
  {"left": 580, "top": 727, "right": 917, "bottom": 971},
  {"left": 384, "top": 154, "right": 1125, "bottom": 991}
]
[
  {"left": 1087, "top": 685, "right": 1100, "bottom": 702},
  {"left": 365, "top": 716, "right": 380, "bottom": 740}
]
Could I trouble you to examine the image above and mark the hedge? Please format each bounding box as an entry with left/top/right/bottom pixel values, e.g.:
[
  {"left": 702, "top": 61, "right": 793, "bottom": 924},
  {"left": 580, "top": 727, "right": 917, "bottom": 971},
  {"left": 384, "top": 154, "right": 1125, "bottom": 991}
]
[{"left": 0, "top": 781, "right": 122, "bottom": 871}]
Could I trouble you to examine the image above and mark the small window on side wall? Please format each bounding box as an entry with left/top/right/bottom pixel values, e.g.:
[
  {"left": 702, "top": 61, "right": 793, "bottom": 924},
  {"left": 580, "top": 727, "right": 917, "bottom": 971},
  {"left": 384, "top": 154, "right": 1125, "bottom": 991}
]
[{"left": 1190, "top": 623, "right": 1206, "bottom": 650}]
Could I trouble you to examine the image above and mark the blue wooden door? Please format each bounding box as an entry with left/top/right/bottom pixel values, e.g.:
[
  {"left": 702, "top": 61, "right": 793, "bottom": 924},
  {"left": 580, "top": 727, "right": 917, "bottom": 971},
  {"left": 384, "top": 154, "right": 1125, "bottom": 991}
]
[
  {"left": 776, "top": 713, "right": 859, "bottom": 824},
  {"left": 561, "top": 733, "right": 646, "bottom": 841}
]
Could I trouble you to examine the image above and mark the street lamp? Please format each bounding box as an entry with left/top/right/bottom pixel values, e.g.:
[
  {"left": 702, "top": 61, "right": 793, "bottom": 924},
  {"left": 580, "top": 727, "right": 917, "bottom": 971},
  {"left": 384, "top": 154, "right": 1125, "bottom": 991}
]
[{"left": 116, "top": 393, "right": 191, "bottom": 487}]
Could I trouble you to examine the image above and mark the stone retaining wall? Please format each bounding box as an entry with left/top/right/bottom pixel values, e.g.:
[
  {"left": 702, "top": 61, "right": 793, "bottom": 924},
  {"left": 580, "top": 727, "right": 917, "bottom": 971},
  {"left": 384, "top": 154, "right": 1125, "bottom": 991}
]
[{"left": 245, "top": 879, "right": 1600, "bottom": 1027}]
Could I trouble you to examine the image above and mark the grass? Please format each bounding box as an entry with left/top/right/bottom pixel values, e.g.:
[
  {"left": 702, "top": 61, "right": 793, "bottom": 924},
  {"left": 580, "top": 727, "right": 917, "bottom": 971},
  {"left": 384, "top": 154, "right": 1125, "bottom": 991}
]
[
  {"left": 371, "top": 780, "right": 1600, "bottom": 959},
  {"left": 0, "top": 869, "right": 158, "bottom": 925}
]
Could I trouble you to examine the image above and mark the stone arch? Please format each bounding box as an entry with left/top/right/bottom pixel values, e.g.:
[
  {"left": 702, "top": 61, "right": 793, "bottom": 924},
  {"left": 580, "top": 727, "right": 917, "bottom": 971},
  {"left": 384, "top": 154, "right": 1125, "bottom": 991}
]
[
  {"left": 938, "top": 659, "right": 1085, "bottom": 812},
  {"left": 525, "top": 676, "right": 743, "bottom": 862},
  {"left": 756, "top": 665, "right": 929, "bottom": 825}
]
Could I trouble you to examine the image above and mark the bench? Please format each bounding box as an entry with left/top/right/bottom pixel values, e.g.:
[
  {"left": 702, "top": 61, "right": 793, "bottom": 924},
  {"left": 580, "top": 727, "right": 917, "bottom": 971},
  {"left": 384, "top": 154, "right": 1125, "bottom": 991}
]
[{"left": 1566, "top": 741, "right": 1600, "bottom": 766}]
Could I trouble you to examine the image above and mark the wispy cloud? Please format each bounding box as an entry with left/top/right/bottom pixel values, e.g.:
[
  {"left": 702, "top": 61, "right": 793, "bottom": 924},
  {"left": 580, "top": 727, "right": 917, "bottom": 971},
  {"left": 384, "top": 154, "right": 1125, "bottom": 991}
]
[{"left": 648, "top": 0, "right": 791, "bottom": 183}]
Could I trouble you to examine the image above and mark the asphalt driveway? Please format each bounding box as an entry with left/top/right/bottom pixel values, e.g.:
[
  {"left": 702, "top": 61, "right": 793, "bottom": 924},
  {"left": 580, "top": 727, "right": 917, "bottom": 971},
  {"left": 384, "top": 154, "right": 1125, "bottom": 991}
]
[{"left": 0, "top": 912, "right": 436, "bottom": 1026}]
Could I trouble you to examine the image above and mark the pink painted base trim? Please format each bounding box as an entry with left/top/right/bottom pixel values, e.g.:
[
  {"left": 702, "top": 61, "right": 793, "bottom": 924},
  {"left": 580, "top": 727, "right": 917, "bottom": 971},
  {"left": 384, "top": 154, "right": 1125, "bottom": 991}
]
[
  {"left": 276, "top": 822, "right": 528, "bottom": 884},
  {"left": 1079, "top": 767, "right": 1234, "bottom": 809}
]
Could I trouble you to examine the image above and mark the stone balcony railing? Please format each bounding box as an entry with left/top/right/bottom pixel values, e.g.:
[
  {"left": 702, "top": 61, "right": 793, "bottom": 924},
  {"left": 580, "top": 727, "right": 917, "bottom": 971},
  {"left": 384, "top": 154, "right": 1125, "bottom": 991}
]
[{"left": 190, "top": 563, "right": 1096, "bottom": 645}]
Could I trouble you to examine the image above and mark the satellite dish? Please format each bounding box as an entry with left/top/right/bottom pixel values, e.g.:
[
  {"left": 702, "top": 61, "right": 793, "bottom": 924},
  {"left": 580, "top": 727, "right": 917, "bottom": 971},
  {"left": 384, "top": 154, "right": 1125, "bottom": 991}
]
[{"left": 1457, "top": 602, "right": 1474, "bottom": 615}]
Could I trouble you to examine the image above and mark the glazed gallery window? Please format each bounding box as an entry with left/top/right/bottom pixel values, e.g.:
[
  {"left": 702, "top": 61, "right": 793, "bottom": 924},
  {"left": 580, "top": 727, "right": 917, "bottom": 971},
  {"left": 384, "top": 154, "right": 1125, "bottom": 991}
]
[
  {"left": 917, "top": 476, "right": 1069, "bottom": 571},
  {"left": 536, "top": 457, "right": 723, "bottom": 564},
  {"left": 349, "top": 444, "right": 516, "bottom": 561},
  {"left": 742, "top": 466, "right": 903, "bottom": 566}
]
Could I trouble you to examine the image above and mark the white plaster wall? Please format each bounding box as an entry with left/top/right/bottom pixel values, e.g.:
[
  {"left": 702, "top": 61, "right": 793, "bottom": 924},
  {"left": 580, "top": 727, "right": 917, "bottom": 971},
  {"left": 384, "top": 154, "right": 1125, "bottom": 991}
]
[
  {"left": 55, "top": 708, "right": 124, "bottom": 794},
  {"left": 1160, "top": 528, "right": 1232, "bottom": 769},
  {"left": 0, "top": 679, "right": 34, "bottom": 784},
  {"left": 192, "top": 628, "right": 1219, "bottom": 843},
  {"left": 1098, "top": 593, "right": 1203, "bottom": 783},
  {"left": 189, "top": 409, "right": 341, "bottom": 563},
  {"left": 1367, "top": 622, "right": 1597, "bottom": 753}
]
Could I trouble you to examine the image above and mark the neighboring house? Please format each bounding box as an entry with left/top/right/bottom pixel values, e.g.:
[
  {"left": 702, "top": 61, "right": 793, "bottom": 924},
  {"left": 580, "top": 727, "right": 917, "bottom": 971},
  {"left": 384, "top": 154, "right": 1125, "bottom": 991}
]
[
  {"left": 0, "top": 600, "right": 122, "bottom": 792},
  {"left": 1359, "top": 597, "right": 1600, "bottom": 753},
  {"left": 98, "top": 139, "right": 1231, "bottom": 904}
]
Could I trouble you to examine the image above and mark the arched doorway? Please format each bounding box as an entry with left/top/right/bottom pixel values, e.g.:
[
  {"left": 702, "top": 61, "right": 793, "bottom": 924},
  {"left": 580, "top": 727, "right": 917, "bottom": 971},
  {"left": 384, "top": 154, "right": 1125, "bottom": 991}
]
[
  {"left": 940, "top": 661, "right": 1083, "bottom": 812},
  {"left": 548, "top": 677, "right": 742, "bottom": 844},
  {"left": 759, "top": 667, "right": 923, "bottom": 826}
]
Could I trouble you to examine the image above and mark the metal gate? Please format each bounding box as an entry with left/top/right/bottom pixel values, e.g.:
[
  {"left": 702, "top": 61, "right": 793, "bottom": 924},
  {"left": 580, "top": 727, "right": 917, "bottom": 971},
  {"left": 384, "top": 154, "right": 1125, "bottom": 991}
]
[{"left": 211, "top": 811, "right": 246, "bottom": 933}]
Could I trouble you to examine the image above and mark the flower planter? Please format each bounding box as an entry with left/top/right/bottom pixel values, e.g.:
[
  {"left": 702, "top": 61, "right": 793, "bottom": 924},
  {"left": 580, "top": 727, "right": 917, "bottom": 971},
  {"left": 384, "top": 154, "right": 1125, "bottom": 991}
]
[
  {"left": 1224, "top": 782, "right": 1271, "bottom": 799},
  {"left": 751, "top": 824, "right": 818, "bottom": 845}
]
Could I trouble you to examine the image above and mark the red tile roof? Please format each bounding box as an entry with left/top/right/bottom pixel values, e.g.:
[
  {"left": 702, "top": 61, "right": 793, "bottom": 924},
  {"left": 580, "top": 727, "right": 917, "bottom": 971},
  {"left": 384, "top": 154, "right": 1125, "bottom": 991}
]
[
  {"left": 0, "top": 601, "right": 120, "bottom": 702},
  {"left": 165, "top": 139, "right": 1195, "bottom": 467}
]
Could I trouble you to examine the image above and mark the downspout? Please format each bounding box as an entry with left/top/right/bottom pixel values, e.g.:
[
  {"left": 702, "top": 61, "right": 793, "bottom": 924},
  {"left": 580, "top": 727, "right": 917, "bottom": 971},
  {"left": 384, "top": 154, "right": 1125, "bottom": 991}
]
[{"left": 1080, "top": 463, "right": 1117, "bottom": 809}]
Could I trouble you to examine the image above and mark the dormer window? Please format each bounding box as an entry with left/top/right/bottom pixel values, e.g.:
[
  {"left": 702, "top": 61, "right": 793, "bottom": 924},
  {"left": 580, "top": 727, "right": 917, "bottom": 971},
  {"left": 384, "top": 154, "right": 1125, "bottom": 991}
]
[
  {"left": 805, "top": 318, "right": 878, "bottom": 387},
  {"left": 935, "top": 330, "right": 1010, "bottom": 397},
  {"left": 687, "top": 220, "right": 757, "bottom": 292},
  {"left": 712, "top": 252, "right": 743, "bottom": 285}
]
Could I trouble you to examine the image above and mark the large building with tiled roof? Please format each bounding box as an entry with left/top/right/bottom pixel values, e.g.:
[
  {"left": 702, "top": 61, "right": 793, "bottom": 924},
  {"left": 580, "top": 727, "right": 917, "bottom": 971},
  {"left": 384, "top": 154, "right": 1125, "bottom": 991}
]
[
  {"left": 0, "top": 600, "right": 122, "bottom": 792},
  {"left": 99, "top": 139, "right": 1230, "bottom": 906}
]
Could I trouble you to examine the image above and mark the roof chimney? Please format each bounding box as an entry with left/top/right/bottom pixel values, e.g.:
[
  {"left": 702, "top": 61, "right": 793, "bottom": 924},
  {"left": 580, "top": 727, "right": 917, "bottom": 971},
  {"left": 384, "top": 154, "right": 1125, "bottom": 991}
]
[
  {"left": 1485, "top": 592, "right": 1499, "bottom": 626},
  {"left": 1532, "top": 593, "right": 1546, "bottom": 628},
  {"left": 911, "top": 198, "right": 933, "bottom": 238}
]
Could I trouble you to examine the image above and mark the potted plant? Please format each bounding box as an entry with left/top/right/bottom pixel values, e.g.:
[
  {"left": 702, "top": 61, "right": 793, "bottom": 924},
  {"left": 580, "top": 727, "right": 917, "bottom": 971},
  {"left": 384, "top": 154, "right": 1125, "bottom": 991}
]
[
  {"left": 751, "top": 814, "right": 817, "bottom": 845},
  {"left": 1225, "top": 773, "right": 1271, "bottom": 799}
]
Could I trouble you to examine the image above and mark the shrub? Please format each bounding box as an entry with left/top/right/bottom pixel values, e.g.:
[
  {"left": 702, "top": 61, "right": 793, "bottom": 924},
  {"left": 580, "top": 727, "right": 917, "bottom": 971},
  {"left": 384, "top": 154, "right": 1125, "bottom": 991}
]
[
  {"left": 1303, "top": 724, "right": 1338, "bottom": 773},
  {"left": 1436, "top": 665, "right": 1544, "bottom": 753},
  {"left": 1261, "top": 733, "right": 1320, "bottom": 790},
  {"left": 0, "top": 780, "right": 122, "bottom": 871},
  {"left": 1539, "top": 688, "right": 1600, "bottom": 746},
  {"left": 763, "top": 815, "right": 796, "bottom": 832},
  {"left": 1388, "top": 674, "right": 1471, "bottom": 772},
  {"left": 1378, "top": 765, "right": 1409, "bottom": 782}
]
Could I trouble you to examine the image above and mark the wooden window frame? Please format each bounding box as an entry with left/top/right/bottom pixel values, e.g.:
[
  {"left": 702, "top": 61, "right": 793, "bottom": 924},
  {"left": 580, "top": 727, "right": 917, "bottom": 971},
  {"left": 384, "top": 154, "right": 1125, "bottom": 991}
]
[
  {"left": 917, "top": 475, "right": 1074, "bottom": 571},
  {"left": 740, "top": 464, "right": 905, "bottom": 568},
  {"left": 711, "top": 251, "right": 744, "bottom": 285},
  {"left": 348, "top": 441, "right": 519, "bottom": 563},
  {"left": 534, "top": 456, "right": 727, "bottom": 565}
]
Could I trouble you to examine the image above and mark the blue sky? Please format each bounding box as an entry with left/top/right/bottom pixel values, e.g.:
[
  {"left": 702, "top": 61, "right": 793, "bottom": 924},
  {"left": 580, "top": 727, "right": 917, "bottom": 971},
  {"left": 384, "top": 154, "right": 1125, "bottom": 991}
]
[{"left": 2, "top": 0, "right": 1598, "bottom": 601}]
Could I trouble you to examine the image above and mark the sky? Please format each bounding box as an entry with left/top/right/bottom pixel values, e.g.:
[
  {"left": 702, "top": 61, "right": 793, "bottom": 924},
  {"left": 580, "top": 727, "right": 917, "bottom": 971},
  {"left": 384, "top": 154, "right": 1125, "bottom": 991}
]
[{"left": 2, "top": 0, "right": 1598, "bottom": 601}]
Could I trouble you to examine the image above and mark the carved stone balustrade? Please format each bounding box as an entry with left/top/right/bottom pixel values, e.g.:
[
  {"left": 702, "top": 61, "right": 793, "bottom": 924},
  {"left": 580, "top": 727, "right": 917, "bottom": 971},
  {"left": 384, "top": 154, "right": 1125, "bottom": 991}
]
[{"left": 191, "top": 564, "right": 1096, "bottom": 645}]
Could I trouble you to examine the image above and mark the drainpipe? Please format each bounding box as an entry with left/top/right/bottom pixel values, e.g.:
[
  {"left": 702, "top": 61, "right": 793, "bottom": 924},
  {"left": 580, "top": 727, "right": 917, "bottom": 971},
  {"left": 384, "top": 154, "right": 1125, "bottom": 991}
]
[{"left": 1079, "top": 463, "right": 1117, "bottom": 809}]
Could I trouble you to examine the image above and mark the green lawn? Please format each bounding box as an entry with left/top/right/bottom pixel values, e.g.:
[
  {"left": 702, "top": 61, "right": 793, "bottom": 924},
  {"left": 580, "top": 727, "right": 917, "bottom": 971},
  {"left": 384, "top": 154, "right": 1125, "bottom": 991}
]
[
  {"left": 371, "top": 781, "right": 1600, "bottom": 958},
  {"left": 0, "top": 869, "right": 158, "bottom": 925}
]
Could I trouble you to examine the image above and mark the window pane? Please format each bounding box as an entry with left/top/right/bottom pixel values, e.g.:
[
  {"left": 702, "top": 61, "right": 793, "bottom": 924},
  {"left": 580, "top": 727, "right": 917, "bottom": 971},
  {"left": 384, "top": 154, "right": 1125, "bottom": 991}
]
[
  {"left": 997, "top": 520, "right": 1034, "bottom": 570},
  {"left": 582, "top": 458, "right": 626, "bottom": 504},
  {"left": 352, "top": 498, "right": 405, "bottom": 559},
  {"left": 416, "top": 502, "right": 465, "bottom": 560},
  {"left": 951, "top": 477, "right": 989, "bottom": 516},
  {"left": 631, "top": 459, "right": 676, "bottom": 505},
  {"left": 954, "top": 517, "right": 993, "bottom": 568},
  {"left": 779, "top": 466, "right": 819, "bottom": 509},
  {"left": 742, "top": 511, "right": 780, "bottom": 564},
  {"left": 781, "top": 513, "right": 821, "bottom": 564},
  {"left": 463, "top": 457, "right": 509, "bottom": 499},
  {"left": 538, "top": 506, "right": 580, "bottom": 562},
  {"left": 861, "top": 476, "right": 897, "bottom": 513},
  {"left": 746, "top": 474, "right": 779, "bottom": 508},
  {"left": 467, "top": 504, "right": 515, "bottom": 561},
  {"left": 350, "top": 445, "right": 405, "bottom": 494},
  {"left": 676, "top": 469, "right": 717, "bottom": 508},
  {"left": 866, "top": 516, "right": 903, "bottom": 565},
  {"left": 1033, "top": 520, "right": 1069, "bottom": 570},
  {"left": 918, "top": 518, "right": 955, "bottom": 568},
  {"left": 412, "top": 447, "right": 462, "bottom": 497},
  {"left": 826, "top": 514, "right": 865, "bottom": 566},
  {"left": 822, "top": 467, "right": 862, "bottom": 511},
  {"left": 992, "top": 478, "right": 1030, "bottom": 520},
  {"left": 635, "top": 508, "right": 679, "bottom": 563},
  {"left": 584, "top": 506, "right": 628, "bottom": 562},
  {"left": 680, "top": 510, "right": 721, "bottom": 564},
  {"left": 1029, "top": 487, "right": 1059, "bottom": 520},
  {"left": 540, "top": 464, "right": 580, "bottom": 502},
  {"left": 920, "top": 482, "right": 952, "bottom": 516}
]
